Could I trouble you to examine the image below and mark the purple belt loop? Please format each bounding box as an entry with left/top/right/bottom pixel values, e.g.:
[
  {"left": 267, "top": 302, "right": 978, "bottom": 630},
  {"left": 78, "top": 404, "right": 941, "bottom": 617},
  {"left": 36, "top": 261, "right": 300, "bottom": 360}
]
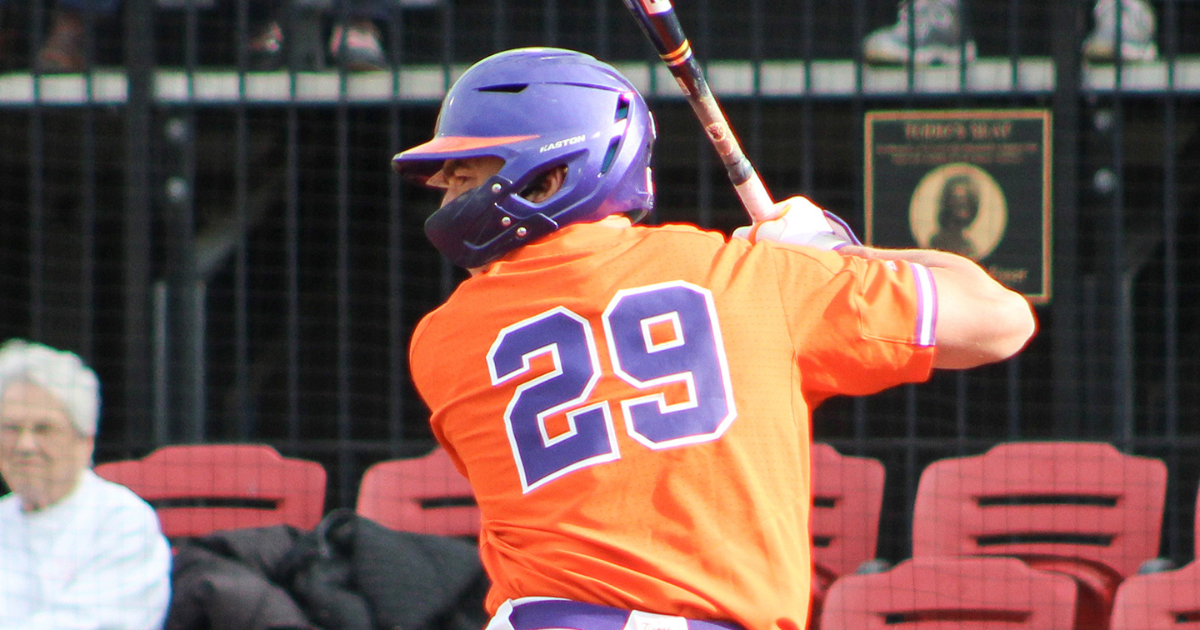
[{"left": 508, "top": 600, "right": 743, "bottom": 630}]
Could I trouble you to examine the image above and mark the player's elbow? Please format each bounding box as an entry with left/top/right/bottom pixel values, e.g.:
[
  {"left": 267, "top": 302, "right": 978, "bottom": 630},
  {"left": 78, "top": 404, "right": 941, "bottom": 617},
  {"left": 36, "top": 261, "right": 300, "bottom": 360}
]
[
  {"left": 934, "top": 289, "right": 1036, "bottom": 370},
  {"left": 986, "top": 291, "right": 1037, "bottom": 360}
]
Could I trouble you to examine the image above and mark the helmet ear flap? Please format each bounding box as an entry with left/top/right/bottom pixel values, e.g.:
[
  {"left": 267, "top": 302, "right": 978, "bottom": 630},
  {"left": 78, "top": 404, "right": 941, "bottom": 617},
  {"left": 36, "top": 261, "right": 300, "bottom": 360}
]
[{"left": 425, "top": 175, "right": 562, "bottom": 269}]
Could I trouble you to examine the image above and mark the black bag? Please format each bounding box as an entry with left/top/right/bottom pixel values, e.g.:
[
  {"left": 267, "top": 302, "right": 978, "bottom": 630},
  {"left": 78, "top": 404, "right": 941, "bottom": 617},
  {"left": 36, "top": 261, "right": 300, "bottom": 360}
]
[
  {"left": 284, "top": 509, "right": 490, "bottom": 630},
  {"left": 166, "top": 510, "right": 489, "bottom": 630}
]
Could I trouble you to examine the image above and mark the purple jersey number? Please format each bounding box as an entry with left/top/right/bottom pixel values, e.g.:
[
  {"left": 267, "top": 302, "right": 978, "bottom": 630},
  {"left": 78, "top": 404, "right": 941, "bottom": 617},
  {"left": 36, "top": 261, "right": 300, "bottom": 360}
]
[
  {"left": 488, "top": 282, "right": 736, "bottom": 493},
  {"left": 488, "top": 307, "right": 621, "bottom": 492}
]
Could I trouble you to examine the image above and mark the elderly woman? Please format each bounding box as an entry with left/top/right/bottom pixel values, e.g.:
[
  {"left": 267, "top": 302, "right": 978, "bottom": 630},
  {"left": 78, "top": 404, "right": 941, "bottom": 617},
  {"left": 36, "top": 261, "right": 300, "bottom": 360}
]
[{"left": 0, "top": 339, "right": 171, "bottom": 630}]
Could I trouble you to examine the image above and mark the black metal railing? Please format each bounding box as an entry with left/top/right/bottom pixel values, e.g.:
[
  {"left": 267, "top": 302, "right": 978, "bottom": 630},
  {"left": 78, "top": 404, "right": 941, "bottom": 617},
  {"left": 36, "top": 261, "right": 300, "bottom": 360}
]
[{"left": 2, "top": 0, "right": 1199, "bottom": 565}]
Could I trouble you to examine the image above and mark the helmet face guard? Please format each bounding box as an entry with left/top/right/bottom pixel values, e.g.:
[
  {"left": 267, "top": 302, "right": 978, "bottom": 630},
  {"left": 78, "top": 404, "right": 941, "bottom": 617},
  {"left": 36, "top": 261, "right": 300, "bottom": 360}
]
[{"left": 393, "top": 48, "right": 656, "bottom": 269}]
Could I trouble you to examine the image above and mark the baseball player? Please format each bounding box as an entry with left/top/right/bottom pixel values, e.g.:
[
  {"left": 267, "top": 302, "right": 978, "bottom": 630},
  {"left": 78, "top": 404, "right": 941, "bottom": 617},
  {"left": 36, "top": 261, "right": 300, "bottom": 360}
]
[{"left": 392, "top": 47, "right": 1035, "bottom": 630}]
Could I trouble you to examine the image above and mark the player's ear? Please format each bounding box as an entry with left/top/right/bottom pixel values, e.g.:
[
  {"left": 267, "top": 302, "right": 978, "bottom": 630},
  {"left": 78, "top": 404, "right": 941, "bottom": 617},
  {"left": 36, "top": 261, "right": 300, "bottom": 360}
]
[{"left": 521, "top": 165, "right": 567, "bottom": 203}]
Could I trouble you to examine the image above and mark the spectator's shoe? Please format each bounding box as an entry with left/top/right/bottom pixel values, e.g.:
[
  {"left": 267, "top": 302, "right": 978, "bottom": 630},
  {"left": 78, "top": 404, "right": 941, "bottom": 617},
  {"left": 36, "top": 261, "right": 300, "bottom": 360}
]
[
  {"left": 862, "top": 0, "right": 976, "bottom": 65},
  {"left": 1083, "top": 0, "right": 1158, "bottom": 63},
  {"left": 248, "top": 21, "right": 285, "bottom": 70},
  {"left": 329, "top": 21, "right": 386, "bottom": 72},
  {"left": 34, "top": 9, "right": 85, "bottom": 73}
]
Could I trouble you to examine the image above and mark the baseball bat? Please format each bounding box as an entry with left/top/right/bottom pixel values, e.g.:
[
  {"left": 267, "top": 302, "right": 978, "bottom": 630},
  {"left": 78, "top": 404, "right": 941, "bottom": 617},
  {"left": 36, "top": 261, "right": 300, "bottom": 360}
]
[{"left": 621, "top": 0, "right": 779, "bottom": 222}]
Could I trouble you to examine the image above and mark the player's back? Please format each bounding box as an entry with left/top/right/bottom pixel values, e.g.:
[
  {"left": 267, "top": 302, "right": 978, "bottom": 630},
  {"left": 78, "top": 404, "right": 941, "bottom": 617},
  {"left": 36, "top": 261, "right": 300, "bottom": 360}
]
[{"left": 410, "top": 217, "right": 931, "bottom": 630}]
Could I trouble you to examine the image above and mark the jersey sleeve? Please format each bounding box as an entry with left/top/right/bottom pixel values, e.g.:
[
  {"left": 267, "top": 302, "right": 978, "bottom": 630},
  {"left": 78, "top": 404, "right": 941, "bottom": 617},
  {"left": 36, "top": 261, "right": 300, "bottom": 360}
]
[{"left": 773, "top": 246, "right": 938, "bottom": 396}]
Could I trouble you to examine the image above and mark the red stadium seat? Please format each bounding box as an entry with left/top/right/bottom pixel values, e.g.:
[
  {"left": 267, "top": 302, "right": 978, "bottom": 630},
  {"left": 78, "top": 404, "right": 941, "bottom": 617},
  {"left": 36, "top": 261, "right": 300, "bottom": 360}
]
[
  {"left": 1109, "top": 479, "right": 1200, "bottom": 630},
  {"left": 1110, "top": 559, "right": 1200, "bottom": 630},
  {"left": 819, "top": 556, "right": 1078, "bottom": 630},
  {"left": 355, "top": 446, "right": 480, "bottom": 537},
  {"left": 912, "top": 441, "right": 1167, "bottom": 630},
  {"left": 809, "top": 443, "right": 887, "bottom": 630},
  {"left": 94, "top": 444, "right": 327, "bottom": 539}
]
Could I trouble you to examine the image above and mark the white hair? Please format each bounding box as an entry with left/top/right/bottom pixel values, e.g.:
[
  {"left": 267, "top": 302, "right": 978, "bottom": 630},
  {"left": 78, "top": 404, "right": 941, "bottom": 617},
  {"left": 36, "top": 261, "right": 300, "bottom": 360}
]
[{"left": 0, "top": 339, "right": 100, "bottom": 437}]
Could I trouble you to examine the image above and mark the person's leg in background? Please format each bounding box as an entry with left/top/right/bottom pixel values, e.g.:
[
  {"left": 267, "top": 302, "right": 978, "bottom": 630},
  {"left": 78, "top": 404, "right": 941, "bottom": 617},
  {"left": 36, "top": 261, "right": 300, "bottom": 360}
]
[
  {"left": 326, "top": 0, "right": 386, "bottom": 71},
  {"left": 862, "top": 0, "right": 1159, "bottom": 65},
  {"left": 249, "top": 0, "right": 323, "bottom": 70},
  {"left": 862, "top": 0, "right": 976, "bottom": 65},
  {"left": 248, "top": 0, "right": 386, "bottom": 71},
  {"left": 1083, "top": 0, "right": 1158, "bottom": 62},
  {"left": 1, "top": 0, "right": 120, "bottom": 72}
]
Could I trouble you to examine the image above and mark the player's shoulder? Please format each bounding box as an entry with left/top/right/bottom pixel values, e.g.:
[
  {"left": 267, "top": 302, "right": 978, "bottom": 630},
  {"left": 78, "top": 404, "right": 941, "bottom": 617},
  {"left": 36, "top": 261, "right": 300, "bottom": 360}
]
[
  {"left": 731, "top": 233, "right": 857, "bottom": 278},
  {"left": 635, "top": 221, "right": 727, "bottom": 241},
  {"left": 408, "top": 293, "right": 488, "bottom": 377},
  {"left": 410, "top": 304, "right": 449, "bottom": 357},
  {"left": 631, "top": 222, "right": 863, "bottom": 281},
  {"left": 626, "top": 222, "right": 745, "bottom": 257}
]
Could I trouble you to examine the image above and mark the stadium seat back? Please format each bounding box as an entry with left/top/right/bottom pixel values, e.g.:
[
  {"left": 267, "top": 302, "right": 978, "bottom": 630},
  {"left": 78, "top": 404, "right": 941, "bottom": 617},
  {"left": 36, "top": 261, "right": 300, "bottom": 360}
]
[
  {"left": 94, "top": 444, "right": 327, "bottom": 539},
  {"left": 1111, "top": 559, "right": 1200, "bottom": 630},
  {"left": 810, "top": 443, "right": 886, "bottom": 629},
  {"left": 356, "top": 446, "right": 479, "bottom": 537},
  {"left": 1111, "top": 481, "right": 1200, "bottom": 630},
  {"left": 912, "top": 441, "right": 1167, "bottom": 630},
  {"left": 820, "top": 556, "right": 1078, "bottom": 630}
]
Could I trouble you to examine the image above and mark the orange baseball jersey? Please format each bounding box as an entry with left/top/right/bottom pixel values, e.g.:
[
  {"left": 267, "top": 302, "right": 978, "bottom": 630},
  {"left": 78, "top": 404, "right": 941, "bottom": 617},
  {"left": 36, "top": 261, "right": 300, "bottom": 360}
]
[{"left": 409, "top": 216, "right": 937, "bottom": 630}]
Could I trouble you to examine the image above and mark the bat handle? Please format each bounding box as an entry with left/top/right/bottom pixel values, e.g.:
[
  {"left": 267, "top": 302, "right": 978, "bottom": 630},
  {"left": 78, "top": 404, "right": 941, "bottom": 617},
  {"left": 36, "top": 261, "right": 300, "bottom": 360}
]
[
  {"left": 624, "top": 0, "right": 780, "bottom": 223},
  {"left": 689, "top": 91, "right": 780, "bottom": 222},
  {"left": 734, "top": 173, "right": 779, "bottom": 223}
]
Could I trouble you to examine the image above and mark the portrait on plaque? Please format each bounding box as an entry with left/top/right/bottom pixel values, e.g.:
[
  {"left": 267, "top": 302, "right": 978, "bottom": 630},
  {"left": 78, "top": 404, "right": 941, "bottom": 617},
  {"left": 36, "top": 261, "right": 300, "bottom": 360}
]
[
  {"left": 865, "top": 110, "right": 1052, "bottom": 304},
  {"left": 910, "top": 163, "right": 1007, "bottom": 260}
]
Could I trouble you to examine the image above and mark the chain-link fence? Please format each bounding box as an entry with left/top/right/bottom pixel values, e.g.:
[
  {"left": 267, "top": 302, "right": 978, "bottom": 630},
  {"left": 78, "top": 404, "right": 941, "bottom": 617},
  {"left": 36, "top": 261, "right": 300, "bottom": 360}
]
[{"left": 3, "top": 0, "right": 1200, "bottom": 565}]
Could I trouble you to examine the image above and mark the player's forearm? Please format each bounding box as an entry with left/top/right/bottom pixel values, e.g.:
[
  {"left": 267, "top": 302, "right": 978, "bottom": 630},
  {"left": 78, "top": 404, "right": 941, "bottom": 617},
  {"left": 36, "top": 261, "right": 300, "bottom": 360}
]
[{"left": 840, "top": 245, "right": 1037, "bottom": 369}]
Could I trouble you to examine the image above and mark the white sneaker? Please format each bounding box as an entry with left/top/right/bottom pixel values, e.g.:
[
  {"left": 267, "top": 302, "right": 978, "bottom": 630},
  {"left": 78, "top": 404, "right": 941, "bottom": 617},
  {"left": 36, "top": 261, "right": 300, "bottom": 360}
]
[
  {"left": 863, "top": 0, "right": 977, "bottom": 65},
  {"left": 1083, "top": 0, "right": 1158, "bottom": 62}
]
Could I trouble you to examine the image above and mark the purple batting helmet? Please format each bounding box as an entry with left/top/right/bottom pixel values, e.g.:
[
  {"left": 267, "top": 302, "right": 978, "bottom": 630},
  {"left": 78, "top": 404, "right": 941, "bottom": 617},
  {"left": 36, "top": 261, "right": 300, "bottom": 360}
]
[{"left": 392, "top": 47, "right": 656, "bottom": 269}]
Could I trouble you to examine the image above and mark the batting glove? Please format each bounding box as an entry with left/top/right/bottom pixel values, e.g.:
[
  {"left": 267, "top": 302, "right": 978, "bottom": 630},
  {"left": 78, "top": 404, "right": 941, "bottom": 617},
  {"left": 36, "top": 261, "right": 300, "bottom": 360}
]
[{"left": 732, "top": 196, "right": 862, "bottom": 251}]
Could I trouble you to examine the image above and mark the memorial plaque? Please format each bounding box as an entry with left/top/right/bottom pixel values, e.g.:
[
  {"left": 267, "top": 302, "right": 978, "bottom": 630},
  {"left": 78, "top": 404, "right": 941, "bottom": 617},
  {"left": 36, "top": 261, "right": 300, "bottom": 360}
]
[{"left": 865, "top": 109, "right": 1052, "bottom": 304}]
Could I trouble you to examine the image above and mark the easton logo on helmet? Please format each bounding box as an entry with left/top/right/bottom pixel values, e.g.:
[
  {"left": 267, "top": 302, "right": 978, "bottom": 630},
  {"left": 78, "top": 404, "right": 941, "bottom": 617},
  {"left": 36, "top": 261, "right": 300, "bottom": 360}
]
[{"left": 539, "top": 135, "right": 586, "bottom": 153}]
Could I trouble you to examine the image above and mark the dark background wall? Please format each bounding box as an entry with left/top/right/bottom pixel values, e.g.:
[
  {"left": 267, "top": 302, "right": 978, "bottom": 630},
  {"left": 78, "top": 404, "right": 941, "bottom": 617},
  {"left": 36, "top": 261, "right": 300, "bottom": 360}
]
[{"left": 2, "top": 0, "right": 1200, "bottom": 565}]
